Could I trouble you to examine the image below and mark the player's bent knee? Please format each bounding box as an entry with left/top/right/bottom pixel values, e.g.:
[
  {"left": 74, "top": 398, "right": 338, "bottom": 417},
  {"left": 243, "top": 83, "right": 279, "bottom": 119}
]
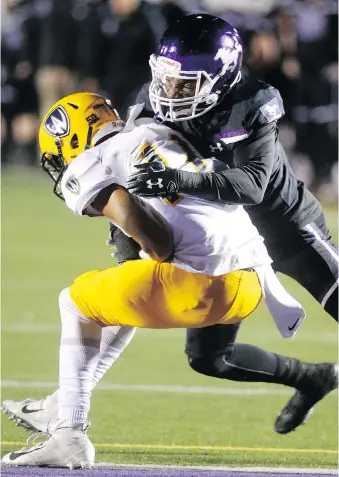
[
  {"left": 187, "top": 354, "right": 212, "bottom": 375},
  {"left": 59, "top": 287, "right": 82, "bottom": 314},
  {"left": 187, "top": 352, "right": 234, "bottom": 379},
  {"left": 58, "top": 286, "right": 102, "bottom": 343},
  {"left": 58, "top": 287, "right": 73, "bottom": 311},
  {"left": 58, "top": 287, "right": 93, "bottom": 324}
]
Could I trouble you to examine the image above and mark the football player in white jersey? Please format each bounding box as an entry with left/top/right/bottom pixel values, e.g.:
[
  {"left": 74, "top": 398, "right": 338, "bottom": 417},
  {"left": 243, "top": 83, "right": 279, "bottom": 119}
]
[{"left": 2, "top": 92, "right": 305, "bottom": 468}]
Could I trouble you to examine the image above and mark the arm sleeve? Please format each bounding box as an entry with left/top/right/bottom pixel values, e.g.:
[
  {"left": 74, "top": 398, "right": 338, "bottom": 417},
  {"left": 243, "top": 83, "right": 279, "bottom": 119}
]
[{"left": 177, "top": 122, "right": 277, "bottom": 205}]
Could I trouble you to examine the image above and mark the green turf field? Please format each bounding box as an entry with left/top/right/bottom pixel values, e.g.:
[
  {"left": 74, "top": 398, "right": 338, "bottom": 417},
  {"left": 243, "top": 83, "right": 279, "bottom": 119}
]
[{"left": 1, "top": 170, "right": 338, "bottom": 469}]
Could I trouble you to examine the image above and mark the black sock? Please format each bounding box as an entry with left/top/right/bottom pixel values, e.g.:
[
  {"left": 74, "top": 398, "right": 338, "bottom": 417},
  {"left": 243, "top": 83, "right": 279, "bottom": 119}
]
[
  {"left": 208, "top": 343, "right": 314, "bottom": 389},
  {"left": 274, "top": 354, "right": 320, "bottom": 390},
  {"left": 217, "top": 343, "right": 280, "bottom": 382}
]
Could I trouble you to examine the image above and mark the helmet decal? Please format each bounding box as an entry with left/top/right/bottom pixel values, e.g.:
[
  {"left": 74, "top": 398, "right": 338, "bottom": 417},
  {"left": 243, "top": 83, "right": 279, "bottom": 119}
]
[
  {"left": 44, "top": 106, "right": 70, "bottom": 137},
  {"left": 86, "top": 113, "right": 100, "bottom": 126},
  {"left": 214, "top": 33, "right": 242, "bottom": 73},
  {"left": 157, "top": 56, "right": 182, "bottom": 72}
]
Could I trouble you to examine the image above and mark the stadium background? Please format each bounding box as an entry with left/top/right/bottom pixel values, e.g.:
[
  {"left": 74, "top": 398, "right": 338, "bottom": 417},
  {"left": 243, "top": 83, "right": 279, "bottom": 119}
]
[{"left": 1, "top": 0, "right": 338, "bottom": 470}]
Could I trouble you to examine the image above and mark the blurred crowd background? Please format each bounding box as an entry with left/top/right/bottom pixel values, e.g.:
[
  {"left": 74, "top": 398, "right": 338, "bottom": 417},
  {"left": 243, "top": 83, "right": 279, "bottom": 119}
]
[{"left": 1, "top": 0, "right": 338, "bottom": 202}]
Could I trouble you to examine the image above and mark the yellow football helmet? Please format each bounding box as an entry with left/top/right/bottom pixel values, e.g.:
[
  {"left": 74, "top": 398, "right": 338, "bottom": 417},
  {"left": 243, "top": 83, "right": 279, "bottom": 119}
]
[{"left": 39, "top": 92, "right": 123, "bottom": 199}]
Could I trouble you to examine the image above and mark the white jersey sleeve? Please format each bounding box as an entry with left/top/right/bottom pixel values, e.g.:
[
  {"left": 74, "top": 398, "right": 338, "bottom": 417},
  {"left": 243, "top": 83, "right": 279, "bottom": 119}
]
[{"left": 61, "top": 147, "right": 120, "bottom": 216}]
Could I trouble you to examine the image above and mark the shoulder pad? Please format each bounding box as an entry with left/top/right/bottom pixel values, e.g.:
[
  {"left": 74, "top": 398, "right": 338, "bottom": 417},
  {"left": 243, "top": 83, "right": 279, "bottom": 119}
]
[
  {"left": 61, "top": 148, "right": 117, "bottom": 216},
  {"left": 205, "top": 76, "right": 284, "bottom": 146},
  {"left": 245, "top": 81, "right": 285, "bottom": 130},
  {"left": 124, "top": 103, "right": 146, "bottom": 131}
]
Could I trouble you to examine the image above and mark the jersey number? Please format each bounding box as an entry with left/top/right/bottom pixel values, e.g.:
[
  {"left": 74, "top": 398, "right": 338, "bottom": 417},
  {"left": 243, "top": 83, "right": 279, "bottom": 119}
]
[{"left": 138, "top": 134, "right": 209, "bottom": 206}]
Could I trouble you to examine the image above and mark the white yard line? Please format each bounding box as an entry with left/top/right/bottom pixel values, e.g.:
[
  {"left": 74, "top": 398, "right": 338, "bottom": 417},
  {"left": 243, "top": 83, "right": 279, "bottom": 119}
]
[
  {"left": 0, "top": 379, "right": 327, "bottom": 396},
  {"left": 94, "top": 463, "right": 338, "bottom": 474}
]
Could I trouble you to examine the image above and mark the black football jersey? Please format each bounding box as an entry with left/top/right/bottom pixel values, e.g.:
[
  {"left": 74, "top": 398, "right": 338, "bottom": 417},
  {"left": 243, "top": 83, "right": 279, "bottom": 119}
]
[{"left": 135, "top": 75, "right": 322, "bottom": 239}]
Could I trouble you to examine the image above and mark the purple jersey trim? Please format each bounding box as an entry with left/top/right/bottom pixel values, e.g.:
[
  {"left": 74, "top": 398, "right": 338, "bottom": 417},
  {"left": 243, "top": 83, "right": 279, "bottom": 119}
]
[{"left": 216, "top": 129, "right": 247, "bottom": 139}]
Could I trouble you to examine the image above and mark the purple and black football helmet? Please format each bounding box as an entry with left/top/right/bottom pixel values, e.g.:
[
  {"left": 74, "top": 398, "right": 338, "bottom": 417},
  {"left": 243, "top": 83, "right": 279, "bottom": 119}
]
[{"left": 149, "top": 13, "right": 243, "bottom": 122}]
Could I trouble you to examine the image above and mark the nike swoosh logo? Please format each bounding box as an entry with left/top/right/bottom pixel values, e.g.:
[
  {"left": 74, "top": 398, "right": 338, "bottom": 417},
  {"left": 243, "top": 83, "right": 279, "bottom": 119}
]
[
  {"left": 9, "top": 445, "right": 45, "bottom": 461},
  {"left": 22, "top": 405, "right": 40, "bottom": 414},
  {"left": 288, "top": 318, "right": 300, "bottom": 331}
]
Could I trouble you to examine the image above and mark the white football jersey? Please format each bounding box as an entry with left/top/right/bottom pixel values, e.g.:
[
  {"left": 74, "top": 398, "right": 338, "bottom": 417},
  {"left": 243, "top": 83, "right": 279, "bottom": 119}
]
[{"left": 61, "top": 114, "right": 272, "bottom": 275}]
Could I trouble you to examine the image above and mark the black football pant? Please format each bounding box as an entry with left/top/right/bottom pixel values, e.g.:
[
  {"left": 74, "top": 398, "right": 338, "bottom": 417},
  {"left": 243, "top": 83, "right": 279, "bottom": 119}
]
[{"left": 186, "top": 212, "right": 338, "bottom": 382}]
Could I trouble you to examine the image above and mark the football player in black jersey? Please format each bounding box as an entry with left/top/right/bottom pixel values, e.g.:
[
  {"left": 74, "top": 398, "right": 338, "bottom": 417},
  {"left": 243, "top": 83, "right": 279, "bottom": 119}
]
[{"left": 125, "top": 14, "right": 338, "bottom": 434}]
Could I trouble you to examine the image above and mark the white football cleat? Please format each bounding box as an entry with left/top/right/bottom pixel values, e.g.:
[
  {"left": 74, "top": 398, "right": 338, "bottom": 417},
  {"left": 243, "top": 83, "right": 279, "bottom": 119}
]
[
  {"left": 1, "top": 422, "right": 95, "bottom": 468},
  {"left": 1, "top": 391, "right": 58, "bottom": 433}
]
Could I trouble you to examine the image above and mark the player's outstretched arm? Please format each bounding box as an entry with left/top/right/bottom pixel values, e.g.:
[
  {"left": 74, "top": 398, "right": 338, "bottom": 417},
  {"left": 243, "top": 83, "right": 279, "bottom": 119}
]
[
  {"left": 92, "top": 184, "right": 174, "bottom": 263},
  {"left": 127, "top": 122, "right": 276, "bottom": 206}
]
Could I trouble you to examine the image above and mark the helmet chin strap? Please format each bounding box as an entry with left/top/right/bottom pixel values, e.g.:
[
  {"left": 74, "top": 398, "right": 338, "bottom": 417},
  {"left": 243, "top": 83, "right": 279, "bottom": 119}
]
[
  {"left": 54, "top": 135, "right": 63, "bottom": 157},
  {"left": 85, "top": 126, "right": 93, "bottom": 150}
]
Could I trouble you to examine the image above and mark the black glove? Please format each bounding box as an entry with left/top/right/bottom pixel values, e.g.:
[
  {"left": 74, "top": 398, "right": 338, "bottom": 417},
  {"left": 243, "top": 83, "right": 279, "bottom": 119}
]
[
  {"left": 126, "top": 163, "right": 179, "bottom": 198},
  {"left": 107, "top": 223, "right": 141, "bottom": 264}
]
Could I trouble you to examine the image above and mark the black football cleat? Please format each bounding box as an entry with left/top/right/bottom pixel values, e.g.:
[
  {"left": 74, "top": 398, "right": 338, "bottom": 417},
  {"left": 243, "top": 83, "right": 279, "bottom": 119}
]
[{"left": 275, "top": 363, "right": 338, "bottom": 434}]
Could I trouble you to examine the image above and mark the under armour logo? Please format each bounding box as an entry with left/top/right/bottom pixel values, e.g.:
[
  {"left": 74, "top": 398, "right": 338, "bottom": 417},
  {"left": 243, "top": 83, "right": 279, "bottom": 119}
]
[
  {"left": 209, "top": 143, "right": 223, "bottom": 152},
  {"left": 146, "top": 178, "right": 163, "bottom": 189}
]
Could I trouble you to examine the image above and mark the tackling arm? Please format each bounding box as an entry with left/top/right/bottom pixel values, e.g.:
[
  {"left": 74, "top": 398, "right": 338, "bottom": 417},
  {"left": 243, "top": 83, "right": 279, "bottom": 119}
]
[
  {"left": 127, "top": 122, "right": 277, "bottom": 206},
  {"left": 175, "top": 122, "right": 276, "bottom": 205},
  {"left": 92, "top": 184, "right": 174, "bottom": 263}
]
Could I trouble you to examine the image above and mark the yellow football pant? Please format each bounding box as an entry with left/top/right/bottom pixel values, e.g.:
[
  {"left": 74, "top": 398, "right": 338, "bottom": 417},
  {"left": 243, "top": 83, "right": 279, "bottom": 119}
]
[{"left": 69, "top": 260, "right": 262, "bottom": 329}]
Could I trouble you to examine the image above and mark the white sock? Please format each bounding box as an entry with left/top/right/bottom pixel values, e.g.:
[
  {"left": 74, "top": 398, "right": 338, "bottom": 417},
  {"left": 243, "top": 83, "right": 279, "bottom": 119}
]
[
  {"left": 92, "top": 326, "right": 136, "bottom": 388},
  {"left": 57, "top": 288, "right": 102, "bottom": 426},
  {"left": 43, "top": 326, "right": 136, "bottom": 411}
]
